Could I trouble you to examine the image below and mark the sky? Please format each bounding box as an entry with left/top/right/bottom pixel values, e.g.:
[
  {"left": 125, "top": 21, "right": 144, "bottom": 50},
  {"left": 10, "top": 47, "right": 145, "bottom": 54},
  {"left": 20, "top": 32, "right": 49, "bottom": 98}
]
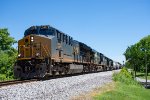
[{"left": 1, "top": 0, "right": 150, "bottom": 63}]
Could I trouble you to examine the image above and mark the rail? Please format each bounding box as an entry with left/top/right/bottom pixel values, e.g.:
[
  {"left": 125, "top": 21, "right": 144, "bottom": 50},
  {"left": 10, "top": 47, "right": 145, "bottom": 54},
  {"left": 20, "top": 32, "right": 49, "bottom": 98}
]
[{"left": 0, "top": 79, "right": 37, "bottom": 88}]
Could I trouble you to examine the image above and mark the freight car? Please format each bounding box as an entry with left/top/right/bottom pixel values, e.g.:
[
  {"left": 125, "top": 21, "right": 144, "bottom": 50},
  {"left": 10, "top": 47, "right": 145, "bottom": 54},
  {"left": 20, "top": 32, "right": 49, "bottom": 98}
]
[{"left": 14, "top": 25, "right": 121, "bottom": 79}]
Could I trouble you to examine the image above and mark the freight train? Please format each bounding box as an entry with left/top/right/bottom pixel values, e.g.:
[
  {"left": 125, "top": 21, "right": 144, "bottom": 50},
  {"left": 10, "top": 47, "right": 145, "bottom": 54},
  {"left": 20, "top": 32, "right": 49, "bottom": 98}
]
[{"left": 14, "top": 25, "right": 122, "bottom": 79}]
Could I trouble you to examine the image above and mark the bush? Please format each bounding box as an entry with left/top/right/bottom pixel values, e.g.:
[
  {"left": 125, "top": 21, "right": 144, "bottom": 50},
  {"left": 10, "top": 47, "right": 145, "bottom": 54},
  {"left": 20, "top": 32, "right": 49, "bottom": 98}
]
[
  {"left": 0, "top": 74, "right": 6, "bottom": 81},
  {"left": 113, "top": 68, "right": 139, "bottom": 85}
]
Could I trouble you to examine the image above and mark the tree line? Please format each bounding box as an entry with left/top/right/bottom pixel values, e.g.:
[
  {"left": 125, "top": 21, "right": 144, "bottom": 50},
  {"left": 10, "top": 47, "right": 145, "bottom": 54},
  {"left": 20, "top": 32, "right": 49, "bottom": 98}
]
[
  {"left": 0, "top": 28, "right": 17, "bottom": 81},
  {"left": 124, "top": 35, "right": 150, "bottom": 76}
]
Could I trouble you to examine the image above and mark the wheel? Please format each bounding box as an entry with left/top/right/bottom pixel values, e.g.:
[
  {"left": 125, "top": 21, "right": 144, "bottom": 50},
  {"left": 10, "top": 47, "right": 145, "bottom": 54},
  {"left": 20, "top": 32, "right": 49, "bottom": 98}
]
[
  {"left": 35, "top": 63, "right": 46, "bottom": 78},
  {"left": 64, "top": 65, "right": 69, "bottom": 74},
  {"left": 94, "top": 66, "right": 98, "bottom": 72},
  {"left": 14, "top": 65, "right": 22, "bottom": 79},
  {"left": 59, "top": 71, "right": 62, "bottom": 75},
  {"left": 52, "top": 71, "right": 56, "bottom": 76}
]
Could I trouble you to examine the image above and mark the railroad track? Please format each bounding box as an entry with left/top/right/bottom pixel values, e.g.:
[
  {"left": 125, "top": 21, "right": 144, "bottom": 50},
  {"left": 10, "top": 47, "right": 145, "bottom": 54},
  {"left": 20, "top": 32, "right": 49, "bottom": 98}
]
[
  {"left": 0, "top": 79, "right": 38, "bottom": 87},
  {"left": 0, "top": 70, "right": 119, "bottom": 88},
  {"left": 0, "top": 72, "right": 92, "bottom": 87}
]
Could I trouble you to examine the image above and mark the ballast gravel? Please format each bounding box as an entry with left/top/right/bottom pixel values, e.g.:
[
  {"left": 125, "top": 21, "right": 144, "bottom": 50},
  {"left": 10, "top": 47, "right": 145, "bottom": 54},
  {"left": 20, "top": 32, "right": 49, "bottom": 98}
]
[{"left": 0, "top": 70, "right": 119, "bottom": 100}]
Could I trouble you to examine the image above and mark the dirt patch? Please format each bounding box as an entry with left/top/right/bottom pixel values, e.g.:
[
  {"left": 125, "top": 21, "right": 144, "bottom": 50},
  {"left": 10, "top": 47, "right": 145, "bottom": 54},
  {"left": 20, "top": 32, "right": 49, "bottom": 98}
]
[{"left": 71, "top": 82, "right": 116, "bottom": 100}]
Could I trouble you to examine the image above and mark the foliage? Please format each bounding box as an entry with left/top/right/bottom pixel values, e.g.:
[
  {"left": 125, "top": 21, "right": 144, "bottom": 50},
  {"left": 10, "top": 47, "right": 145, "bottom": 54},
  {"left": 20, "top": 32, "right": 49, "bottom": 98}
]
[
  {"left": 124, "top": 35, "right": 150, "bottom": 72},
  {"left": 0, "top": 28, "right": 16, "bottom": 51},
  {"left": 94, "top": 82, "right": 150, "bottom": 100},
  {"left": 0, "top": 28, "right": 17, "bottom": 81},
  {"left": 94, "top": 68, "right": 150, "bottom": 100},
  {"left": 113, "top": 68, "right": 139, "bottom": 85}
]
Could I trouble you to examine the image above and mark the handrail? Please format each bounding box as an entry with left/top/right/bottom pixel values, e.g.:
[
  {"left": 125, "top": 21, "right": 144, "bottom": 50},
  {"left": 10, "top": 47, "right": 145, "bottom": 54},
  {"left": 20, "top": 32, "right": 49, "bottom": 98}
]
[{"left": 42, "top": 45, "right": 51, "bottom": 57}]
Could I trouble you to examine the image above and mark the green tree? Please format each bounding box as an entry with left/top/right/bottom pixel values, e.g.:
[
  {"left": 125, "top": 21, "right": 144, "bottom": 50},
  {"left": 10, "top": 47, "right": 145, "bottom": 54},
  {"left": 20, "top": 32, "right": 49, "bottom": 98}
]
[
  {"left": 124, "top": 44, "right": 141, "bottom": 77},
  {"left": 0, "top": 29, "right": 16, "bottom": 50},
  {"left": 0, "top": 28, "right": 17, "bottom": 81},
  {"left": 139, "top": 36, "right": 150, "bottom": 74},
  {"left": 124, "top": 35, "right": 150, "bottom": 76}
]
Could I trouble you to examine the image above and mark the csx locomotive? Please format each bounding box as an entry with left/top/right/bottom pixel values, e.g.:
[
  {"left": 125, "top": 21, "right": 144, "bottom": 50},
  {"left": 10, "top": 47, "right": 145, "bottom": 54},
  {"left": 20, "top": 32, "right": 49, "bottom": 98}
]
[{"left": 14, "top": 25, "right": 121, "bottom": 79}]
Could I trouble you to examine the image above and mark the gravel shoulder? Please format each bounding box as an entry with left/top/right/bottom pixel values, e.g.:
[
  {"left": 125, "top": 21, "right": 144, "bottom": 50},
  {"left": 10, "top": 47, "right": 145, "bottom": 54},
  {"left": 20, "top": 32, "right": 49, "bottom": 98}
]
[{"left": 0, "top": 70, "right": 120, "bottom": 100}]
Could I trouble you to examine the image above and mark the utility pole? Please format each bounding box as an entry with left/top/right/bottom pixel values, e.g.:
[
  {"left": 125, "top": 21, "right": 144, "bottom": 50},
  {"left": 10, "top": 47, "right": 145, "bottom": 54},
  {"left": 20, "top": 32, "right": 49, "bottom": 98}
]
[
  {"left": 145, "top": 47, "right": 148, "bottom": 88},
  {"left": 134, "top": 63, "right": 136, "bottom": 79},
  {"left": 123, "top": 61, "right": 124, "bottom": 67},
  {"left": 145, "top": 61, "right": 148, "bottom": 88}
]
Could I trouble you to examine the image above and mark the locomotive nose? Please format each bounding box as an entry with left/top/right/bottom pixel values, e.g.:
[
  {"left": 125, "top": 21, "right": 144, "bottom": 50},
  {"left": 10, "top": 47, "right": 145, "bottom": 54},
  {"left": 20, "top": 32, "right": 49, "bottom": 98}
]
[{"left": 18, "top": 35, "right": 51, "bottom": 59}]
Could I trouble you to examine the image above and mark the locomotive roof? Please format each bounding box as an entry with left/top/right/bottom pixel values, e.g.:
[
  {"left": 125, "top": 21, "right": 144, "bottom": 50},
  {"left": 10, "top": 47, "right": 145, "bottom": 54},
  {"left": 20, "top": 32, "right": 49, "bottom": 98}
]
[
  {"left": 24, "top": 25, "right": 71, "bottom": 38},
  {"left": 79, "top": 42, "right": 92, "bottom": 50}
]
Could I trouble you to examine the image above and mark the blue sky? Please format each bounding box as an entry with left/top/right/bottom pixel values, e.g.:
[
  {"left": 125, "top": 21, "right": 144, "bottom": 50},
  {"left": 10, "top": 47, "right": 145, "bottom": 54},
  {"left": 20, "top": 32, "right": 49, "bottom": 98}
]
[{"left": 1, "top": 0, "right": 150, "bottom": 63}]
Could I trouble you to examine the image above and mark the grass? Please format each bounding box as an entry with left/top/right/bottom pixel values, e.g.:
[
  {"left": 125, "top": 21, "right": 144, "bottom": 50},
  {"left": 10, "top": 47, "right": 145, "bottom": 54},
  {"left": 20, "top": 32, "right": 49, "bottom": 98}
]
[
  {"left": 71, "top": 82, "right": 116, "bottom": 100},
  {"left": 94, "top": 68, "right": 150, "bottom": 100},
  {"left": 94, "top": 82, "right": 150, "bottom": 100},
  {"left": 136, "top": 72, "right": 150, "bottom": 80},
  {"left": 72, "top": 68, "right": 150, "bottom": 100}
]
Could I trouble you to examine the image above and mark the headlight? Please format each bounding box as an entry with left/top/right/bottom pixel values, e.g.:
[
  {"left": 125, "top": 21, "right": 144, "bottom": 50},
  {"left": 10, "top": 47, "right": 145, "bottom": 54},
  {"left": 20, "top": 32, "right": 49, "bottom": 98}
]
[
  {"left": 18, "top": 54, "right": 21, "bottom": 57},
  {"left": 36, "top": 53, "right": 40, "bottom": 57},
  {"left": 31, "top": 36, "right": 34, "bottom": 42}
]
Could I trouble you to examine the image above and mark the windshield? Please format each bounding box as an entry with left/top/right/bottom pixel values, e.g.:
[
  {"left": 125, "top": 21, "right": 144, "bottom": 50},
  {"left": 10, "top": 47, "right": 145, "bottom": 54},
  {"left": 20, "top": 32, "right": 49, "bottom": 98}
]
[
  {"left": 24, "top": 26, "right": 55, "bottom": 36},
  {"left": 24, "top": 29, "right": 38, "bottom": 36}
]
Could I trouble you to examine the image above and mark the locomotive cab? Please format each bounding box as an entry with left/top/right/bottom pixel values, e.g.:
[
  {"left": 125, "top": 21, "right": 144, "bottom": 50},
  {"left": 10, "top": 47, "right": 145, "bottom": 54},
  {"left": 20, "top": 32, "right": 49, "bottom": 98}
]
[{"left": 18, "top": 35, "right": 51, "bottom": 59}]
